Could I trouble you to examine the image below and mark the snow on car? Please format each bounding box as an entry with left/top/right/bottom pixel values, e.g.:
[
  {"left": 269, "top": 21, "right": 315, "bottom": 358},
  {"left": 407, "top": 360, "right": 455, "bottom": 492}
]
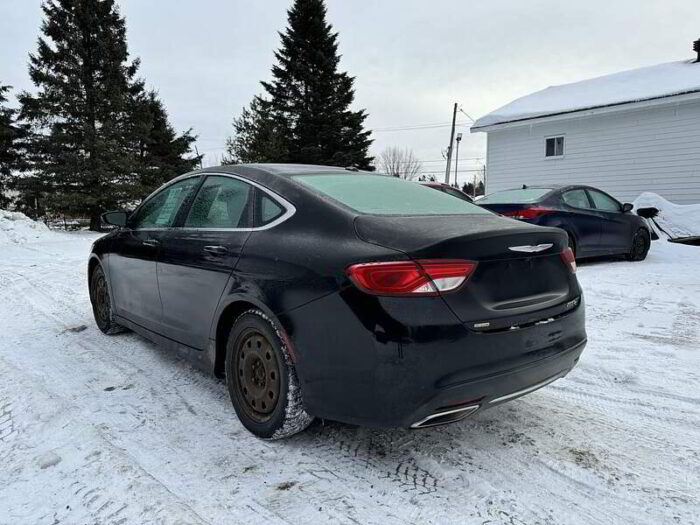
[{"left": 0, "top": 210, "right": 698, "bottom": 524}]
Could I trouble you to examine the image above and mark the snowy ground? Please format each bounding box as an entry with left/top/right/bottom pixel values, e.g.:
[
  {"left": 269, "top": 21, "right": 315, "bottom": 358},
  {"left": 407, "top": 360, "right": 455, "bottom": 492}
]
[{"left": 1, "top": 230, "right": 699, "bottom": 524}]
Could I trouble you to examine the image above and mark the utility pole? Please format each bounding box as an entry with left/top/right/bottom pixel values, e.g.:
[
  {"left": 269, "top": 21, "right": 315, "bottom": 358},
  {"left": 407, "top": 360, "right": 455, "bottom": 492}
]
[
  {"left": 194, "top": 145, "right": 204, "bottom": 169},
  {"left": 444, "top": 102, "right": 458, "bottom": 184},
  {"left": 454, "top": 133, "right": 462, "bottom": 188}
]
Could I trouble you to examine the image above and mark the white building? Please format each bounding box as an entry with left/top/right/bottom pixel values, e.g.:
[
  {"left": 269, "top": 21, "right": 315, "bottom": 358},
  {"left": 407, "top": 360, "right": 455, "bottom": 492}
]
[{"left": 471, "top": 43, "right": 700, "bottom": 204}]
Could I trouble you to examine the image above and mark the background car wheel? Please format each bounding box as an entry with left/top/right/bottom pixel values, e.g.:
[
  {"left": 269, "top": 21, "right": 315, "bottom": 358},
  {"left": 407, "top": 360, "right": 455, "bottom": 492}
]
[
  {"left": 626, "top": 229, "right": 650, "bottom": 261},
  {"left": 567, "top": 233, "right": 577, "bottom": 259},
  {"left": 225, "top": 309, "right": 313, "bottom": 439},
  {"left": 89, "top": 264, "right": 126, "bottom": 334}
]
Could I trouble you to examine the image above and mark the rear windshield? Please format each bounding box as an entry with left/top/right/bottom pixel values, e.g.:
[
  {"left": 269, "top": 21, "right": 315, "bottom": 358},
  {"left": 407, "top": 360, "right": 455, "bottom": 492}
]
[
  {"left": 479, "top": 188, "right": 552, "bottom": 204},
  {"left": 293, "top": 174, "right": 491, "bottom": 216}
]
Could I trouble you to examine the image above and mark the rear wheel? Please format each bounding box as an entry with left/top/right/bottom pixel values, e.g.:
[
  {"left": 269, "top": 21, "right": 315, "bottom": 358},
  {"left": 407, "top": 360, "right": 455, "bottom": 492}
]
[
  {"left": 567, "top": 233, "right": 577, "bottom": 259},
  {"left": 225, "top": 309, "right": 313, "bottom": 439},
  {"left": 626, "top": 229, "right": 650, "bottom": 261},
  {"left": 89, "top": 264, "right": 126, "bottom": 334}
]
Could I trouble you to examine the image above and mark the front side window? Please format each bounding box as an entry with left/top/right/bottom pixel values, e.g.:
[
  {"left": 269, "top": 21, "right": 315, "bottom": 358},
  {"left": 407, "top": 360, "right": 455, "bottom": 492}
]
[
  {"left": 562, "top": 189, "right": 592, "bottom": 209},
  {"left": 545, "top": 136, "right": 564, "bottom": 157},
  {"left": 185, "top": 176, "right": 252, "bottom": 228},
  {"left": 292, "top": 174, "right": 490, "bottom": 216},
  {"left": 130, "top": 177, "right": 200, "bottom": 229},
  {"left": 588, "top": 189, "right": 620, "bottom": 212}
]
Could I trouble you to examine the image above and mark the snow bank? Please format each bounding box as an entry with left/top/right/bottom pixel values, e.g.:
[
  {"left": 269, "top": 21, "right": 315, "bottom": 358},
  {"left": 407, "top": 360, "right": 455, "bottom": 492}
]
[
  {"left": 0, "top": 209, "right": 53, "bottom": 245},
  {"left": 633, "top": 192, "right": 700, "bottom": 239},
  {"left": 473, "top": 60, "right": 700, "bottom": 129}
]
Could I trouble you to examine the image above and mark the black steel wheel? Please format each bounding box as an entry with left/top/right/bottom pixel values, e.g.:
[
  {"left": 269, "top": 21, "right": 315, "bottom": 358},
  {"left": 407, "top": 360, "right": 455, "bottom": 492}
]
[
  {"left": 235, "top": 330, "right": 281, "bottom": 421},
  {"left": 626, "top": 229, "right": 650, "bottom": 261},
  {"left": 225, "top": 309, "right": 313, "bottom": 439},
  {"left": 89, "top": 264, "right": 125, "bottom": 334}
]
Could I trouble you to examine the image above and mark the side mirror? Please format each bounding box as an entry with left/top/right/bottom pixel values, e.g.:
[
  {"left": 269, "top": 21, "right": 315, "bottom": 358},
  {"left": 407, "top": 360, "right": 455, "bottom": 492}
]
[
  {"left": 102, "top": 210, "right": 128, "bottom": 227},
  {"left": 621, "top": 203, "right": 633, "bottom": 213}
]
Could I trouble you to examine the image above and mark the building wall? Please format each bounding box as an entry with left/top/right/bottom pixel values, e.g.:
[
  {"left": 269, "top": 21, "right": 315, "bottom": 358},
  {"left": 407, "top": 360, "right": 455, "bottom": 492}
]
[{"left": 484, "top": 98, "right": 700, "bottom": 204}]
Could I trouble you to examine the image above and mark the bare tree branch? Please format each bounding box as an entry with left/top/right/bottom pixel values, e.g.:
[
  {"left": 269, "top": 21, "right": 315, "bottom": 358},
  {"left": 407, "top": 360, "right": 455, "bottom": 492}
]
[{"left": 376, "top": 146, "right": 423, "bottom": 180}]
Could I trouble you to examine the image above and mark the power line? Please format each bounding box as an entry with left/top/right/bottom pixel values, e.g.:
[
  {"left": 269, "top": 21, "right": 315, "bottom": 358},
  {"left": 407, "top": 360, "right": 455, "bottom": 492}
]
[
  {"left": 372, "top": 121, "right": 473, "bottom": 132},
  {"left": 420, "top": 168, "right": 483, "bottom": 174}
]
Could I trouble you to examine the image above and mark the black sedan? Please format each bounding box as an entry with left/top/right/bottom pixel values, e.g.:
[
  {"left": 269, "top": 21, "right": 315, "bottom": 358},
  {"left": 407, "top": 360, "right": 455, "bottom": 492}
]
[
  {"left": 89, "top": 165, "right": 586, "bottom": 439},
  {"left": 478, "top": 185, "right": 651, "bottom": 260}
]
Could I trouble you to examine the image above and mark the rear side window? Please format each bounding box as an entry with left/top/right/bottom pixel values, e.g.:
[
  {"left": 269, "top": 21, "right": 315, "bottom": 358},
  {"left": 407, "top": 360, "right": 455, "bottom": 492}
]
[
  {"left": 563, "top": 189, "right": 591, "bottom": 209},
  {"left": 185, "top": 176, "right": 252, "bottom": 228},
  {"left": 260, "top": 194, "right": 284, "bottom": 225},
  {"left": 479, "top": 188, "right": 551, "bottom": 204},
  {"left": 292, "top": 174, "right": 489, "bottom": 215}
]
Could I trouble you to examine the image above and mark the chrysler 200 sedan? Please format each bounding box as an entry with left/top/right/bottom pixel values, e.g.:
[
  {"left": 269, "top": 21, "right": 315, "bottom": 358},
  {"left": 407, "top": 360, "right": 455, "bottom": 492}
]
[{"left": 89, "top": 164, "right": 587, "bottom": 439}]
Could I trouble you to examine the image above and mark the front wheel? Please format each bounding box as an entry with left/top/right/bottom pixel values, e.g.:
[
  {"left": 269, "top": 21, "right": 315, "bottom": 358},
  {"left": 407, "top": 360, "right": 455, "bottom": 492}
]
[
  {"left": 89, "top": 264, "right": 126, "bottom": 334},
  {"left": 626, "top": 229, "right": 650, "bottom": 261},
  {"left": 225, "top": 309, "right": 313, "bottom": 439}
]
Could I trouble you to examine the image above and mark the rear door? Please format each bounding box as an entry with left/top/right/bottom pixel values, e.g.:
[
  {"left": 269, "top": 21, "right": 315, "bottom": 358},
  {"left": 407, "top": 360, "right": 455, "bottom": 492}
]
[
  {"left": 561, "top": 188, "right": 602, "bottom": 255},
  {"left": 157, "top": 174, "right": 255, "bottom": 349},
  {"left": 586, "top": 189, "right": 630, "bottom": 253},
  {"left": 109, "top": 176, "right": 201, "bottom": 331}
]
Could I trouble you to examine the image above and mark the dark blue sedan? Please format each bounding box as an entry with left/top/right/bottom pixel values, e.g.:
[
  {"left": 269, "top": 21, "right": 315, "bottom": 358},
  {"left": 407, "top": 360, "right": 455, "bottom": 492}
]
[{"left": 478, "top": 185, "right": 651, "bottom": 260}]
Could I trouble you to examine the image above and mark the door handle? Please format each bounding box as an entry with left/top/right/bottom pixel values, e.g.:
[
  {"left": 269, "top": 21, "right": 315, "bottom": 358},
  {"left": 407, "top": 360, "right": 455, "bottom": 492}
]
[
  {"left": 142, "top": 239, "right": 160, "bottom": 247},
  {"left": 203, "top": 245, "right": 228, "bottom": 255}
]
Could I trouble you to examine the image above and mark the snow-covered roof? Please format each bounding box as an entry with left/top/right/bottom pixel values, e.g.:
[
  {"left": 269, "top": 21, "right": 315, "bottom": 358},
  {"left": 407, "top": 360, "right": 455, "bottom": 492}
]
[{"left": 472, "top": 59, "right": 700, "bottom": 130}]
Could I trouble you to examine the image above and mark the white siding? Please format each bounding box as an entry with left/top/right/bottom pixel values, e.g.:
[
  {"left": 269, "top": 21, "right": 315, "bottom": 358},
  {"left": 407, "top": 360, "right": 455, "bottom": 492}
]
[{"left": 484, "top": 98, "right": 700, "bottom": 204}]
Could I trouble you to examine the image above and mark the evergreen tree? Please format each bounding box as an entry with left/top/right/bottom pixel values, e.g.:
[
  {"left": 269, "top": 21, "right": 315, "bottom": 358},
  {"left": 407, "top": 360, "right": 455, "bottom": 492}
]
[
  {"left": 0, "top": 85, "right": 25, "bottom": 209},
  {"left": 131, "top": 90, "right": 200, "bottom": 195},
  {"left": 224, "top": 96, "right": 285, "bottom": 164},
  {"left": 20, "top": 0, "right": 197, "bottom": 229},
  {"left": 226, "top": 0, "right": 373, "bottom": 169}
]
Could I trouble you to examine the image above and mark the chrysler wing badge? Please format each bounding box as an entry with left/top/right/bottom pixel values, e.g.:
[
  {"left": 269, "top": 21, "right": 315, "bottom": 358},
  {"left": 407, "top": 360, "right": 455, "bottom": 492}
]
[{"left": 508, "top": 243, "right": 554, "bottom": 253}]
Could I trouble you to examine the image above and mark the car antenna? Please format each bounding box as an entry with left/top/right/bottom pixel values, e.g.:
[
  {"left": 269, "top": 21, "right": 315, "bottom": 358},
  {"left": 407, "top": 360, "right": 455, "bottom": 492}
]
[{"left": 522, "top": 184, "right": 528, "bottom": 189}]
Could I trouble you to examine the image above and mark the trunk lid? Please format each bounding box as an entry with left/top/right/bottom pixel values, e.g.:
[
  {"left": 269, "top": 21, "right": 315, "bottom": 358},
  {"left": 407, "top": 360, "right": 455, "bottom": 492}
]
[{"left": 354, "top": 214, "right": 579, "bottom": 327}]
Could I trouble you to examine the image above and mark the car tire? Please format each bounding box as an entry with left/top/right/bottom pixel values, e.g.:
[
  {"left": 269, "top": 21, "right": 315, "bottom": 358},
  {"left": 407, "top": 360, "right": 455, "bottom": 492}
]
[
  {"left": 89, "top": 264, "right": 126, "bottom": 335},
  {"left": 567, "top": 233, "right": 577, "bottom": 259},
  {"left": 225, "top": 309, "right": 313, "bottom": 439},
  {"left": 626, "top": 228, "right": 650, "bottom": 261}
]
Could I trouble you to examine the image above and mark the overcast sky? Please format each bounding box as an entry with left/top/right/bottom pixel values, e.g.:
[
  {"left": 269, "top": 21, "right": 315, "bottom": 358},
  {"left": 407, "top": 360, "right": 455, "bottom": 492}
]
[{"left": 1, "top": 0, "right": 698, "bottom": 185}]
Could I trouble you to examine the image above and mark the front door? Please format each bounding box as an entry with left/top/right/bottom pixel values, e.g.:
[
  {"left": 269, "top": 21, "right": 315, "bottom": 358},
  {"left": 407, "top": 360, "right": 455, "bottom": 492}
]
[
  {"left": 157, "top": 175, "right": 254, "bottom": 349},
  {"left": 561, "top": 188, "right": 602, "bottom": 255},
  {"left": 586, "top": 189, "right": 630, "bottom": 253},
  {"left": 109, "top": 176, "right": 201, "bottom": 332}
]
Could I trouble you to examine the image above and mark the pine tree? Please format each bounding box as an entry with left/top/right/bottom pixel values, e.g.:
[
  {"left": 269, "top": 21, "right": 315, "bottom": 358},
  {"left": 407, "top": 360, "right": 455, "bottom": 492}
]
[
  {"left": 226, "top": 0, "right": 373, "bottom": 169},
  {"left": 224, "top": 96, "right": 285, "bottom": 164},
  {"left": 131, "top": 90, "right": 200, "bottom": 195},
  {"left": 20, "top": 0, "right": 198, "bottom": 229},
  {"left": 0, "top": 84, "right": 25, "bottom": 209}
]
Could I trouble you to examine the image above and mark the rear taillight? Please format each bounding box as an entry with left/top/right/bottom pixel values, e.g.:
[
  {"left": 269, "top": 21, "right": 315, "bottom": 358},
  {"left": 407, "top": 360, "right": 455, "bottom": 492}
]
[
  {"left": 560, "top": 248, "right": 576, "bottom": 273},
  {"left": 346, "top": 260, "right": 477, "bottom": 296},
  {"left": 502, "top": 207, "right": 555, "bottom": 220}
]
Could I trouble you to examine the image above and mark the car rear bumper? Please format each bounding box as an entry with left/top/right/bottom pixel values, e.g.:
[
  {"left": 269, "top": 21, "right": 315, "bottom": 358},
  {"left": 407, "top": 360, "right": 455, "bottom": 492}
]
[
  {"left": 283, "top": 289, "right": 587, "bottom": 429},
  {"left": 405, "top": 337, "right": 584, "bottom": 428}
]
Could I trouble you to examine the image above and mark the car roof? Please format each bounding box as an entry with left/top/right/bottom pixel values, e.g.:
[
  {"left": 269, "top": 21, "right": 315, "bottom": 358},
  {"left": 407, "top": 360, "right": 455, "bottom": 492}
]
[{"left": 203, "top": 163, "right": 370, "bottom": 177}]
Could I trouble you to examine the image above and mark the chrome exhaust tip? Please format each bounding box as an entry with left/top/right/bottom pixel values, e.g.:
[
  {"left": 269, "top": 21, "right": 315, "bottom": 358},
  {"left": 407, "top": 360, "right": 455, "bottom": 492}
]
[{"left": 410, "top": 404, "right": 480, "bottom": 429}]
